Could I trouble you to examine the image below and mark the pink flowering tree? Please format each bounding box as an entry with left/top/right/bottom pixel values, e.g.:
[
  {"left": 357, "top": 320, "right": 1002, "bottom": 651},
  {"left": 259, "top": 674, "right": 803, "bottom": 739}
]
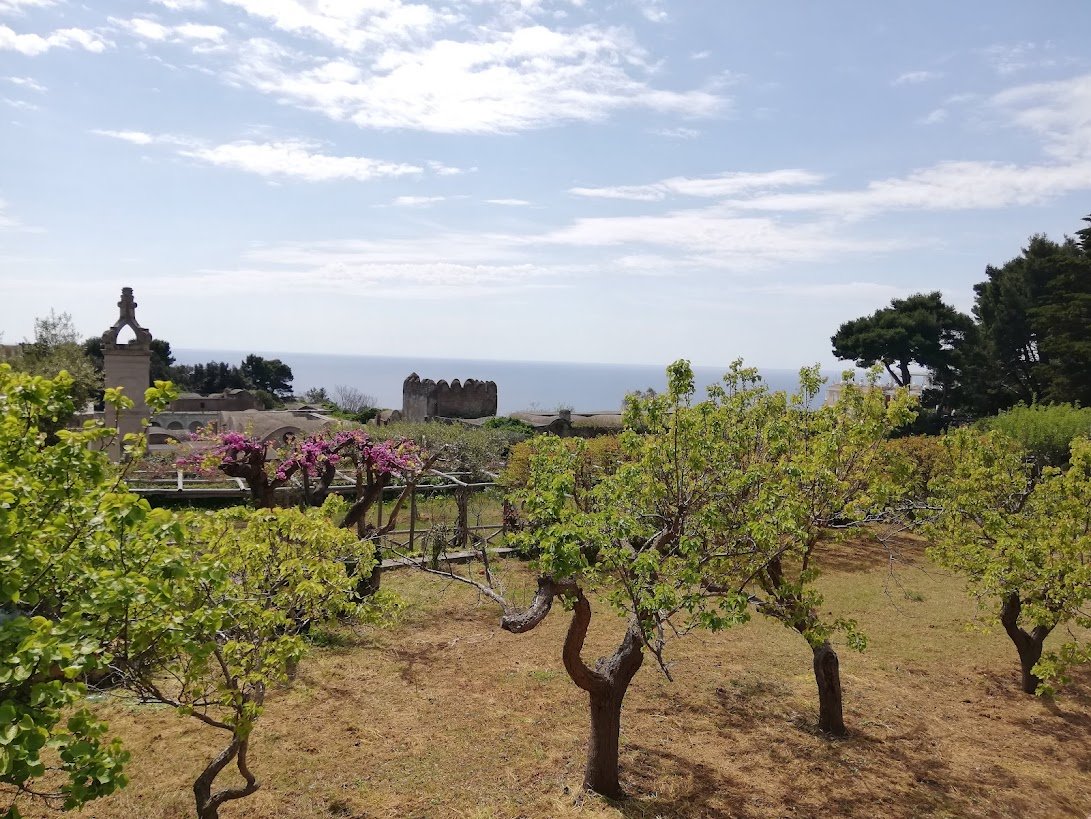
[
  {"left": 178, "top": 428, "right": 437, "bottom": 592},
  {"left": 177, "top": 431, "right": 287, "bottom": 508}
]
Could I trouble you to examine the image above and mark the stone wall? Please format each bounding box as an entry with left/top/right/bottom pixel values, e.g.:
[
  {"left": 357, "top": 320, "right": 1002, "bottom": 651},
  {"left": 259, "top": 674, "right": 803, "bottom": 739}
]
[
  {"left": 402, "top": 373, "right": 498, "bottom": 422},
  {"left": 169, "top": 390, "right": 260, "bottom": 412}
]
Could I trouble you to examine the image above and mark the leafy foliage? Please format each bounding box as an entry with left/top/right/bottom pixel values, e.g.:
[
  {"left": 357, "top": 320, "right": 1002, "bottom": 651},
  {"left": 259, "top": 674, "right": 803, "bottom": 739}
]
[
  {"left": 704, "top": 367, "right": 915, "bottom": 639},
  {"left": 9, "top": 312, "right": 101, "bottom": 411},
  {"left": 962, "top": 227, "right": 1091, "bottom": 413},
  {"left": 512, "top": 362, "right": 772, "bottom": 672},
  {"left": 117, "top": 505, "right": 383, "bottom": 818},
  {"left": 831, "top": 292, "right": 972, "bottom": 393},
  {"left": 500, "top": 435, "right": 621, "bottom": 492},
  {"left": 375, "top": 422, "right": 511, "bottom": 477},
  {"left": 0, "top": 366, "right": 180, "bottom": 817},
  {"left": 978, "top": 402, "right": 1091, "bottom": 469},
  {"left": 925, "top": 430, "right": 1091, "bottom": 695}
]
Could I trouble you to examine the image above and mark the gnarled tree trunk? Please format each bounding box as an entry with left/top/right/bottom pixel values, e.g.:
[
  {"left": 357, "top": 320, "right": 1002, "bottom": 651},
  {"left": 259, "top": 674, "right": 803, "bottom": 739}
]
[
  {"left": 193, "top": 736, "right": 258, "bottom": 819},
  {"left": 812, "top": 641, "right": 846, "bottom": 736},
  {"left": 501, "top": 577, "right": 644, "bottom": 798},
  {"left": 1000, "top": 592, "right": 1053, "bottom": 694}
]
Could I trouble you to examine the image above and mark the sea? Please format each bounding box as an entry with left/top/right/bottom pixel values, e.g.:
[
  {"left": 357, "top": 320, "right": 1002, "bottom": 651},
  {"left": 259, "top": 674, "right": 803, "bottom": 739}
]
[{"left": 174, "top": 349, "right": 840, "bottom": 415}]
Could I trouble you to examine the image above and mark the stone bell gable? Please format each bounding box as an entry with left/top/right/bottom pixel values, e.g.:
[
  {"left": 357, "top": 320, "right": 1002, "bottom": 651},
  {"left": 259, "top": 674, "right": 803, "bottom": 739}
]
[
  {"left": 101, "top": 287, "right": 152, "bottom": 457},
  {"left": 402, "top": 372, "right": 498, "bottom": 422}
]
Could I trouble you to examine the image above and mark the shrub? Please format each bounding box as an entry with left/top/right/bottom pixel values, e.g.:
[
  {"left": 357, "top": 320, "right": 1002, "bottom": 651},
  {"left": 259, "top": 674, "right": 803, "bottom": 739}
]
[
  {"left": 500, "top": 435, "right": 623, "bottom": 491},
  {"left": 978, "top": 403, "right": 1091, "bottom": 468}
]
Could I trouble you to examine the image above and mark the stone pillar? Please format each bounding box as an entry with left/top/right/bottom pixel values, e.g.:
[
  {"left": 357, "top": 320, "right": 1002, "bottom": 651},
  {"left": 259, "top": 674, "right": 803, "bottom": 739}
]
[{"left": 101, "top": 287, "right": 153, "bottom": 460}]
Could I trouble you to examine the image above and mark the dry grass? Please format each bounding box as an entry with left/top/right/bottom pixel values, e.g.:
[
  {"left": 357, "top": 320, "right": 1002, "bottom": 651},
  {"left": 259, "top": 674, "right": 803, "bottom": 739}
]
[{"left": 37, "top": 537, "right": 1091, "bottom": 819}]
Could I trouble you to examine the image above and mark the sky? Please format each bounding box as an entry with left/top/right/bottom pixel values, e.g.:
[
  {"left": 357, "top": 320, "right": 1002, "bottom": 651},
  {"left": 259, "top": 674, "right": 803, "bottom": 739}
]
[{"left": 1, "top": 0, "right": 1090, "bottom": 369}]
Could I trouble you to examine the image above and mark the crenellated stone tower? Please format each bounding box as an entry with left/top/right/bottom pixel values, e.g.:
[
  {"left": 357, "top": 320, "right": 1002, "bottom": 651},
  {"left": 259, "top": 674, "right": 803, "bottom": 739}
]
[
  {"left": 402, "top": 373, "right": 498, "bottom": 422},
  {"left": 101, "top": 287, "right": 152, "bottom": 458}
]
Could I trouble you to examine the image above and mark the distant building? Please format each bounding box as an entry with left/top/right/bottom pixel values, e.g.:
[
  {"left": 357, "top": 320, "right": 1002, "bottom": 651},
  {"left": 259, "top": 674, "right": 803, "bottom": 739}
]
[
  {"left": 402, "top": 373, "right": 497, "bottom": 422},
  {"left": 824, "top": 373, "right": 929, "bottom": 407}
]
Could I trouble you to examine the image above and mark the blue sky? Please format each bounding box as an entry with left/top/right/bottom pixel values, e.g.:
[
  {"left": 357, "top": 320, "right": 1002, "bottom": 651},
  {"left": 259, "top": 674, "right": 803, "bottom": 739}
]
[{"left": 1, "top": 0, "right": 1089, "bottom": 368}]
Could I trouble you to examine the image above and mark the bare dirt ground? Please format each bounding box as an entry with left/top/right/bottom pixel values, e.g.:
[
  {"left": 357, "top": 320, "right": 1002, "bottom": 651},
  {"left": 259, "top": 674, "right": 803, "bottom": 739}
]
[{"left": 42, "top": 536, "right": 1091, "bottom": 818}]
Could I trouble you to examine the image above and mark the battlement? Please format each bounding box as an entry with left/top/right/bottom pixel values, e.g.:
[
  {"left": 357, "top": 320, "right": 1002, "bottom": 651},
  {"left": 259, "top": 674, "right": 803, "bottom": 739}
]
[{"left": 402, "top": 373, "right": 498, "bottom": 422}]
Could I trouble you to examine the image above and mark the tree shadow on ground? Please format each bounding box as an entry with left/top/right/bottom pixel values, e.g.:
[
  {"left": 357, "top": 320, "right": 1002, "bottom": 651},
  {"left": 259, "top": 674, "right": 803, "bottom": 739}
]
[{"left": 616, "top": 668, "right": 1077, "bottom": 818}]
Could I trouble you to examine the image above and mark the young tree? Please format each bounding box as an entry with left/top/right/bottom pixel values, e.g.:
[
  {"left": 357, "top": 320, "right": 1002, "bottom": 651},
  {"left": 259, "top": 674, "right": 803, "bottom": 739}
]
[
  {"left": 925, "top": 430, "right": 1091, "bottom": 694},
  {"left": 718, "top": 368, "right": 914, "bottom": 735},
  {"left": 0, "top": 366, "right": 180, "bottom": 817},
  {"left": 401, "top": 362, "right": 758, "bottom": 797},
  {"left": 115, "top": 506, "right": 381, "bottom": 819}
]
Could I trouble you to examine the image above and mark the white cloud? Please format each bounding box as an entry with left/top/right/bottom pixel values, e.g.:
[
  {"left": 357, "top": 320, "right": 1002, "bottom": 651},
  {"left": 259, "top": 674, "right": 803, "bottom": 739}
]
[
  {"left": 151, "top": 0, "right": 207, "bottom": 10},
  {"left": 391, "top": 195, "right": 446, "bottom": 206},
  {"left": 174, "top": 22, "right": 225, "bottom": 41},
  {"left": 2, "top": 96, "right": 38, "bottom": 110},
  {"left": 536, "top": 208, "right": 897, "bottom": 266},
  {"left": 486, "top": 198, "right": 531, "bottom": 206},
  {"left": 93, "top": 129, "right": 425, "bottom": 182},
  {"left": 152, "top": 235, "right": 562, "bottom": 298},
  {"left": 650, "top": 126, "right": 700, "bottom": 139},
  {"left": 0, "top": 0, "right": 55, "bottom": 15},
  {"left": 426, "top": 160, "right": 467, "bottom": 176},
  {"left": 0, "top": 196, "right": 41, "bottom": 232},
  {"left": 221, "top": 0, "right": 451, "bottom": 52},
  {"left": 0, "top": 196, "right": 17, "bottom": 229},
  {"left": 690, "top": 50, "right": 710, "bottom": 61},
  {"left": 111, "top": 17, "right": 226, "bottom": 44},
  {"left": 0, "top": 25, "right": 108, "bottom": 55},
  {"left": 727, "top": 159, "right": 1091, "bottom": 217},
  {"left": 226, "top": 17, "right": 723, "bottom": 133},
  {"left": 182, "top": 140, "right": 422, "bottom": 181},
  {"left": 702, "top": 73, "right": 1091, "bottom": 219},
  {"left": 4, "top": 75, "right": 45, "bottom": 91},
  {"left": 633, "top": 0, "right": 667, "bottom": 23},
  {"left": 991, "top": 72, "right": 1091, "bottom": 161},
  {"left": 570, "top": 169, "right": 824, "bottom": 201},
  {"left": 919, "top": 107, "right": 947, "bottom": 125},
  {"left": 982, "top": 41, "right": 1061, "bottom": 76},
  {"left": 892, "top": 70, "right": 941, "bottom": 86},
  {"left": 92, "top": 129, "right": 158, "bottom": 144}
]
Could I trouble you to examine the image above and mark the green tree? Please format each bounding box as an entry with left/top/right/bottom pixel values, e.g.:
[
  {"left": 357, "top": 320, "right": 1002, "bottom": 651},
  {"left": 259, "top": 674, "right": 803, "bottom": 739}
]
[
  {"left": 704, "top": 366, "right": 916, "bottom": 736},
  {"left": 925, "top": 430, "right": 1091, "bottom": 695},
  {"left": 0, "top": 366, "right": 180, "bottom": 818},
  {"left": 302, "top": 386, "right": 330, "bottom": 405},
  {"left": 240, "top": 355, "right": 293, "bottom": 399},
  {"left": 962, "top": 221, "right": 1091, "bottom": 413},
  {"left": 831, "top": 291, "right": 973, "bottom": 392},
  {"left": 116, "top": 505, "right": 380, "bottom": 819},
  {"left": 405, "top": 362, "right": 760, "bottom": 796},
  {"left": 10, "top": 312, "right": 101, "bottom": 410}
]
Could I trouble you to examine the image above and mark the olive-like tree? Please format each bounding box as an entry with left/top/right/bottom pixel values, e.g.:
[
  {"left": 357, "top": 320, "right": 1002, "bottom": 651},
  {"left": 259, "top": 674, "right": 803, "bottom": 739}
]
[{"left": 925, "top": 430, "right": 1091, "bottom": 695}]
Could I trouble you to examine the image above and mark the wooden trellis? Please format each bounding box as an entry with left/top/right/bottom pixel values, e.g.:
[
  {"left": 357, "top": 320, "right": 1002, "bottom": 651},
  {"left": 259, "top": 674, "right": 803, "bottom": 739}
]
[{"left": 131, "top": 465, "right": 514, "bottom": 566}]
